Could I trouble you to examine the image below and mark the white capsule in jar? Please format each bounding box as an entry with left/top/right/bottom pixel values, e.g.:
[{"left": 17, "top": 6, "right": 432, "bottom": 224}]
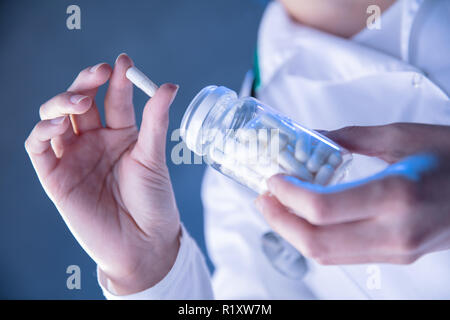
[
  {"left": 279, "top": 145, "right": 313, "bottom": 182},
  {"left": 260, "top": 130, "right": 289, "bottom": 163},
  {"left": 306, "top": 142, "right": 334, "bottom": 173},
  {"left": 327, "top": 151, "right": 343, "bottom": 168},
  {"left": 294, "top": 132, "right": 313, "bottom": 163},
  {"left": 253, "top": 161, "right": 282, "bottom": 180},
  {"left": 259, "top": 113, "right": 298, "bottom": 142},
  {"left": 314, "top": 164, "right": 335, "bottom": 186}
]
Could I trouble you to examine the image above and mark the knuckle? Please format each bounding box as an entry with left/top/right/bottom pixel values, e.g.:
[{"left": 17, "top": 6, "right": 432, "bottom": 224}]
[
  {"left": 308, "top": 194, "right": 330, "bottom": 224},
  {"left": 301, "top": 243, "right": 321, "bottom": 260},
  {"left": 386, "top": 123, "right": 404, "bottom": 143},
  {"left": 267, "top": 209, "right": 289, "bottom": 231},
  {"left": 328, "top": 126, "right": 360, "bottom": 144},
  {"left": 24, "top": 137, "right": 31, "bottom": 152},
  {"left": 404, "top": 254, "right": 420, "bottom": 264},
  {"left": 384, "top": 124, "right": 409, "bottom": 160},
  {"left": 392, "top": 254, "right": 420, "bottom": 265},
  {"left": 386, "top": 177, "right": 420, "bottom": 214},
  {"left": 77, "top": 68, "right": 88, "bottom": 80},
  {"left": 24, "top": 123, "right": 43, "bottom": 154},
  {"left": 398, "top": 185, "right": 420, "bottom": 214},
  {"left": 339, "top": 125, "right": 360, "bottom": 136},
  {"left": 315, "top": 256, "right": 334, "bottom": 265},
  {"left": 39, "top": 103, "right": 46, "bottom": 119},
  {"left": 263, "top": 204, "right": 279, "bottom": 223},
  {"left": 395, "top": 231, "right": 422, "bottom": 254},
  {"left": 301, "top": 229, "right": 325, "bottom": 260}
]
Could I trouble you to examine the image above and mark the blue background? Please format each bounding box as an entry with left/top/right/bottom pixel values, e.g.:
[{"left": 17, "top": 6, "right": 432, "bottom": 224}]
[{"left": 0, "top": 0, "right": 267, "bottom": 299}]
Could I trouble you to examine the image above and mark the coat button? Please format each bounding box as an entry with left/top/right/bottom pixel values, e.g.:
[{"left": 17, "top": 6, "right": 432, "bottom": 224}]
[{"left": 262, "top": 231, "right": 308, "bottom": 279}]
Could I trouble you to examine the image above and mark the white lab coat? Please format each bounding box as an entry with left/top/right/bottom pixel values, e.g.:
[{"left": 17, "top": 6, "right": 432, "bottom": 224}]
[{"left": 99, "top": 0, "right": 450, "bottom": 299}]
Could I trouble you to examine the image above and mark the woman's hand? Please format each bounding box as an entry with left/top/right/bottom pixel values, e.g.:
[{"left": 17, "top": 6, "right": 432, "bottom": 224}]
[
  {"left": 256, "top": 123, "right": 450, "bottom": 265},
  {"left": 25, "top": 54, "right": 180, "bottom": 294}
]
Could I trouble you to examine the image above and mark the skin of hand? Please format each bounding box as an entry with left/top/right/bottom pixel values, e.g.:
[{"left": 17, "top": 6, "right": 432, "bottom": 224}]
[
  {"left": 278, "top": 0, "right": 395, "bottom": 38},
  {"left": 255, "top": 123, "right": 450, "bottom": 265},
  {"left": 25, "top": 53, "right": 181, "bottom": 295}
]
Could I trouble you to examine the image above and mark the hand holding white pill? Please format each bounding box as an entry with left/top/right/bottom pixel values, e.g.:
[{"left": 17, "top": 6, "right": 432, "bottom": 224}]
[
  {"left": 25, "top": 53, "right": 181, "bottom": 295},
  {"left": 256, "top": 123, "right": 450, "bottom": 265}
]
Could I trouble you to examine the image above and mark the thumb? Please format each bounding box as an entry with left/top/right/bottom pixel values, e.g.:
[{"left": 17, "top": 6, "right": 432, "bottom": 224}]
[
  {"left": 325, "top": 123, "right": 450, "bottom": 164},
  {"left": 133, "top": 83, "right": 179, "bottom": 166}
]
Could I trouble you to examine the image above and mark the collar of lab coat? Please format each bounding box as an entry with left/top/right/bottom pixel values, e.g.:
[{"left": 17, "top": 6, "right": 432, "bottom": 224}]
[
  {"left": 256, "top": 0, "right": 449, "bottom": 98},
  {"left": 257, "top": 1, "right": 423, "bottom": 89}
]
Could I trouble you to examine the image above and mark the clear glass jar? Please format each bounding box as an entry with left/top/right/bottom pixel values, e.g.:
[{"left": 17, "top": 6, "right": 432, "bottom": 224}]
[{"left": 180, "top": 86, "right": 352, "bottom": 194}]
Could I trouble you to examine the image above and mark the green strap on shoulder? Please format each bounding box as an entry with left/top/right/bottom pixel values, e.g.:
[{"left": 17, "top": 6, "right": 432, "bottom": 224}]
[{"left": 252, "top": 49, "right": 262, "bottom": 92}]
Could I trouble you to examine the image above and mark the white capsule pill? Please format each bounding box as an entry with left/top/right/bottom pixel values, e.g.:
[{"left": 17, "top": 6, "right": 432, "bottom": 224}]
[
  {"left": 240, "top": 166, "right": 263, "bottom": 183},
  {"left": 216, "top": 144, "right": 238, "bottom": 169},
  {"left": 294, "top": 133, "right": 313, "bottom": 163},
  {"left": 249, "top": 130, "right": 288, "bottom": 165},
  {"left": 269, "top": 130, "right": 289, "bottom": 151},
  {"left": 244, "top": 140, "right": 260, "bottom": 164},
  {"left": 257, "top": 128, "right": 270, "bottom": 146},
  {"left": 236, "top": 127, "right": 257, "bottom": 143},
  {"left": 306, "top": 142, "right": 333, "bottom": 173},
  {"left": 328, "top": 151, "right": 343, "bottom": 168},
  {"left": 126, "top": 66, "right": 159, "bottom": 97},
  {"left": 235, "top": 164, "right": 265, "bottom": 192},
  {"left": 278, "top": 146, "right": 313, "bottom": 182},
  {"left": 252, "top": 161, "right": 282, "bottom": 179},
  {"left": 223, "top": 140, "right": 255, "bottom": 165},
  {"left": 314, "top": 164, "right": 335, "bottom": 186},
  {"left": 259, "top": 113, "right": 298, "bottom": 142},
  {"left": 255, "top": 144, "right": 273, "bottom": 167}
]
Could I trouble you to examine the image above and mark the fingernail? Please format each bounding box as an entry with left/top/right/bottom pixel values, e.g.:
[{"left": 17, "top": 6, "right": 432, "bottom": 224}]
[
  {"left": 115, "top": 52, "right": 128, "bottom": 64},
  {"left": 51, "top": 116, "right": 66, "bottom": 125},
  {"left": 267, "top": 174, "right": 287, "bottom": 192},
  {"left": 173, "top": 84, "right": 180, "bottom": 96},
  {"left": 167, "top": 84, "right": 179, "bottom": 104},
  {"left": 163, "top": 83, "right": 179, "bottom": 91},
  {"left": 70, "top": 94, "right": 89, "bottom": 104},
  {"left": 90, "top": 63, "right": 105, "bottom": 73}
]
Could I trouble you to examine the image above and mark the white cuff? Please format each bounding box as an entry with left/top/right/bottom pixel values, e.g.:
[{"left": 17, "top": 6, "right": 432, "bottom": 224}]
[{"left": 97, "top": 224, "right": 214, "bottom": 300}]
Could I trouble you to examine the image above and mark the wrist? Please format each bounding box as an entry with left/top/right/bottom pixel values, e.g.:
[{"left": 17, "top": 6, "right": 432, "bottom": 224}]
[{"left": 99, "top": 225, "right": 182, "bottom": 295}]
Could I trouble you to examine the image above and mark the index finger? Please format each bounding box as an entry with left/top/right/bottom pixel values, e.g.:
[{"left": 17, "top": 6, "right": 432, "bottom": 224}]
[
  {"left": 326, "top": 123, "right": 450, "bottom": 163},
  {"left": 266, "top": 171, "right": 407, "bottom": 225}
]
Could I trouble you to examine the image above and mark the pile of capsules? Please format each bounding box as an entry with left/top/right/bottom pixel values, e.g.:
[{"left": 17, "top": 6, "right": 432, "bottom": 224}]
[{"left": 206, "top": 112, "right": 345, "bottom": 193}]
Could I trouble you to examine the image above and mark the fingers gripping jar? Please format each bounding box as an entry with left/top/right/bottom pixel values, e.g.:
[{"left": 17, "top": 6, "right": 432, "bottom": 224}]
[{"left": 180, "top": 86, "right": 352, "bottom": 194}]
